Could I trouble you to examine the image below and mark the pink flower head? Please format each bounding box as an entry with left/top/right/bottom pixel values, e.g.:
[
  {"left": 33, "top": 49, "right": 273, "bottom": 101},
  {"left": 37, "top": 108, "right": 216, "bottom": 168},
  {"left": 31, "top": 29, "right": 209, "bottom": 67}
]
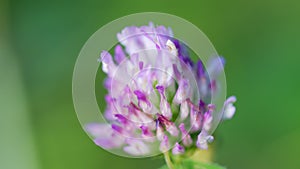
[{"left": 86, "top": 22, "right": 236, "bottom": 156}]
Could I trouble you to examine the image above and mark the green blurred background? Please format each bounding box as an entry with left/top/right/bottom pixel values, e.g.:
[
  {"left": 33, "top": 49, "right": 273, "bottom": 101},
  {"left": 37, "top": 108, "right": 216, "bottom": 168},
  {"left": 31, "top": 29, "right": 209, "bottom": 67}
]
[{"left": 1, "top": 0, "right": 300, "bottom": 169}]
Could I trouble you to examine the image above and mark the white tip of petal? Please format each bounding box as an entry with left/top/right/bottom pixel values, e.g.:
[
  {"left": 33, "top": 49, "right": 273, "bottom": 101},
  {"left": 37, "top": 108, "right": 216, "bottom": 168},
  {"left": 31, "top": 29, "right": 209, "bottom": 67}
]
[
  {"left": 180, "top": 100, "right": 189, "bottom": 121},
  {"left": 166, "top": 39, "right": 178, "bottom": 56},
  {"left": 156, "top": 125, "right": 164, "bottom": 141},
  {"left": 223, "top": 96, "right": 237, "bottom": 120},
  {"left": 160, "top": 98, "right": 172, "bottom": 119},
  {"left": 167, "top": 125, "right": 179, "bottom": 137}
]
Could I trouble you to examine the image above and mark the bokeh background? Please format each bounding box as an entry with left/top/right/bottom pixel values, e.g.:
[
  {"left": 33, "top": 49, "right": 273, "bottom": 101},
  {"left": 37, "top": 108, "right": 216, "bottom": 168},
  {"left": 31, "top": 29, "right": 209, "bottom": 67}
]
[{"left": 1, "top": 0, "right": 300, "bottom": 169}]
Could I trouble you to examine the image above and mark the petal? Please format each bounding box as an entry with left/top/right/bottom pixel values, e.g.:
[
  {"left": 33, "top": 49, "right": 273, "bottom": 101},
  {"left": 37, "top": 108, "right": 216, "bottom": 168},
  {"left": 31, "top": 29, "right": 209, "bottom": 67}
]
[
  {"left": 196, "top": 60, "right": 205, "bottom": 78},
  {"left": 159, "top": 135, "right": 169, "bottom": 152},
  {"left": 166, "top": 124, "right": 179, "bottom": 137},
  {"left": 179, "top": 100, "right": 189, "bottom": 121},
  {"left": 160, "top": 97, "right": 172, "bottom": 119},
  {"left": 156, "top": 86, "right": 172, "bottom": 119},
  {"left": 224, "top": 104, "right": 236, "bottom": 119},
  {"left": 196, "top": 130, "right": 214, "bottom": 150},
  {"left": 100, "top": 51, "right": 116, "bottom": 75},
  {"left": 182, "top": 134, "right": 193, "bottom": 147},
  {"left": 86, "top": 123, "right": 124, "bottom": 149},
  {"left": 156, "top": 123, "right": 164, "bottom": 141},
  {"left": 190, "top": 107, "right": 203, "bottom": 132},
  {"left": 207, "top": 56, "right": 225, "bottom": 79},
  {"left": 172, "top": 142, "right": 185, "bottom": 155},
  {"left": 203, "top": 106, "right": 214, "bottom": 131},
  {"left": 134, "top": 90, "right": 152, "bottom": 113},
  {"left": 140, "top": 125, "right": 153, "bottom": 137},
  {"left": 114, "top": 45, "right": 126, "bottom": 64},
  {"left": 223, "top": 96, "right": 237, "bottom": 120},
  {"left": 117, "top": 23, "right": 173, "bottom": 55},
  {"left": 85, "top": 123, "right": 112, "bottom": 138},
  {"left": 173, "top": 79, "right": 189, "bottom": 104},
  {"left": 111, "top": 124, "right": 123, "bottom": 134},
  {"left": 123, "top": 139, "right": 150, "bottom": 156},
  {"left": 157, "top": 114, "right": 178, "bottom": 136},
  {"left": 94, "top": 135, "right": 124, "bottom": 149},
  {"left": 166, "top": 39, "right": 178, "bottom": 56},
  {"left": 179, "top": 123, "right": 193, "bottom": 147},
  {"left": 172, "top": 64, "right": 181, "bottom": 80},
  {"left": 139, "top": 61, "right": 144, "bottom": 70},
  {"left": 115, "top": 114, "right": 128, "bottom": 125},
  {"left": 155, "top": 85, "right": 165, "bottom": 94}
]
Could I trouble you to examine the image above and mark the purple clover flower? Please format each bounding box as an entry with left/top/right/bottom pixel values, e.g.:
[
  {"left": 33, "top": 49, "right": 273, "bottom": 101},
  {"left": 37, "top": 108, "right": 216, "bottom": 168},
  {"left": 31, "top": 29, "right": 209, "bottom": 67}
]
[{"left": 85, "top": 22, "right": 236, "bottom": 156}]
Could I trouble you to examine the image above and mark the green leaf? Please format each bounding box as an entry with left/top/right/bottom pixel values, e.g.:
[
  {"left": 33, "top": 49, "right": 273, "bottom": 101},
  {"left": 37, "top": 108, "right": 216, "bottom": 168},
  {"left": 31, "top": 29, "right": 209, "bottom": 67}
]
[{"left": 158, "top": 159, "right": 226, "bottom": 169}]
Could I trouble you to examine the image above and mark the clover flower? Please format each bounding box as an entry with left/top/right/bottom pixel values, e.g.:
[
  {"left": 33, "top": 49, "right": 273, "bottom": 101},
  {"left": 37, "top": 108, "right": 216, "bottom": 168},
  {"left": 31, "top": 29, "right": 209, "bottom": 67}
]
[{"left": 86, "top": 22, "right": 236, "bottom": 157}]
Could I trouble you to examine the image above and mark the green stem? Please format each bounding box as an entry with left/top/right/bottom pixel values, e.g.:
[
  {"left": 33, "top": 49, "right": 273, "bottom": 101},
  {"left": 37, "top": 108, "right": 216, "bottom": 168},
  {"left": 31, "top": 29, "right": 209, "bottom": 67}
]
[{"left": 163, "top": 151, "right": 174, "bottom": 169}]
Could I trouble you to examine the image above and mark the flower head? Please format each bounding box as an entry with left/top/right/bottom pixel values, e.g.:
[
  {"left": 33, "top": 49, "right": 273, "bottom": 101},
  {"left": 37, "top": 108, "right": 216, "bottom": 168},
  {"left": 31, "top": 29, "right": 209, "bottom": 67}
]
[{"left": 86, "top": 22, "right": 236, "bottom": 156}]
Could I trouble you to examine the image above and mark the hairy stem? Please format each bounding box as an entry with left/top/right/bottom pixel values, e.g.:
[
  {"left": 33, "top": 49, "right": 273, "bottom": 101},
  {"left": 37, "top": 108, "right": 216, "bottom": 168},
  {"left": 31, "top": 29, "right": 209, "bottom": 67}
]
[{"left": 163, "top": 151, "right": 174, "bottom": 169}]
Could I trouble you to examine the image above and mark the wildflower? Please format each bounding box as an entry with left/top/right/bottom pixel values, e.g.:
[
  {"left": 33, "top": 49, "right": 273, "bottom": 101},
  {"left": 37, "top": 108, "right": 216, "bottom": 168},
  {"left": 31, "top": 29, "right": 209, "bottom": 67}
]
[{"left": 86, "top": 23, "right": 236, "bottom": 156}]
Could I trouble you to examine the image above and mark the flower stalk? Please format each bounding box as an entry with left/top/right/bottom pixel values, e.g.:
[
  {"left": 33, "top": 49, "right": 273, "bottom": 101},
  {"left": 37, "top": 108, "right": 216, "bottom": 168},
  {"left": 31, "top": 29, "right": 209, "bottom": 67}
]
[{"left": 164, "top": 151, "right": 174, "bottom": 169}]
